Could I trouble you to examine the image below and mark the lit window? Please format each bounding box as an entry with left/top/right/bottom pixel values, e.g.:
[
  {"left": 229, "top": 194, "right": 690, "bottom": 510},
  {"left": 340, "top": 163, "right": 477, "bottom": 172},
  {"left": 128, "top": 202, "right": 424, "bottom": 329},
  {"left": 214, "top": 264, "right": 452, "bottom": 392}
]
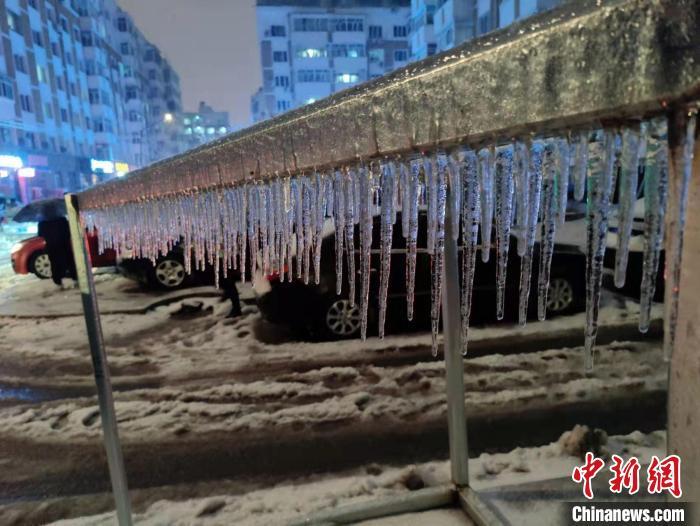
[
  {"left": 185, "top": 127, "right": 192, "bottom": 135},
  {"left": 207, "top": 127, "right": 215, "bottom": 135},
  {"left": 336, "top": 73, "right": 359, "bottom": 84},
  {"left": 183, "top": 118, "right": 191, "bottom": 125},
  {"left": 219, "top": 127, "right": 227, "bottom": 134},
  {"left": 194, "top": 126, "right": 204, "bottom": 135}
]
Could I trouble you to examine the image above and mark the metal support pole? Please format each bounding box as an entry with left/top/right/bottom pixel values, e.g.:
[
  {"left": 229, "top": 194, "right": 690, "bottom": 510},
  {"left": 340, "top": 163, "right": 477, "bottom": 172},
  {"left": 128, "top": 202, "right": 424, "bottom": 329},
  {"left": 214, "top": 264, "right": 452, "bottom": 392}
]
[
  {"left": 65, "top": 194, "right": 133, "bottom": 526},
  {"left": 443, "top": 188, "right": 470, "bottom": 487},
  {"left": 666, "top": 110, "right": 700, "bottom": 502}
]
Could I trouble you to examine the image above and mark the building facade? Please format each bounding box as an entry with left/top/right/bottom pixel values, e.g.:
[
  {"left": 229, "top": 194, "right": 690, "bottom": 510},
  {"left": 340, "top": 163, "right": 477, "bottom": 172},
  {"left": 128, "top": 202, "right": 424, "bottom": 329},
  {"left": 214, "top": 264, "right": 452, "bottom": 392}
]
[
  {"left": 408, "top": 0, "right": 436, "bottom": 61},
  {"left": 251, "top": 0, "right": 411, "bottom": 123},
  {"left": 0, "top": 0, "right": 183, "bottom": 204},
  {"left": 432, "top": 0, "right": 564, "bottom": 54},
  {"left": 182, "top": 101, "right": 231, "bottom": 150}
]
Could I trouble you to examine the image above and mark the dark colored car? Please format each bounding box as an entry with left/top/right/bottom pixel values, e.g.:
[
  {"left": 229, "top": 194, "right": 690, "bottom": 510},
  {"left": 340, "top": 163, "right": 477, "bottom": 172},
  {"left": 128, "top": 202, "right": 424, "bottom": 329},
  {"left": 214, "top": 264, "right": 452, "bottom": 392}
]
[
  {"left": 254, "top": 212, "right": 587, "bottom": 340},
  {"left": 118, "top": 244, "right": 203, "bottom": 290}
]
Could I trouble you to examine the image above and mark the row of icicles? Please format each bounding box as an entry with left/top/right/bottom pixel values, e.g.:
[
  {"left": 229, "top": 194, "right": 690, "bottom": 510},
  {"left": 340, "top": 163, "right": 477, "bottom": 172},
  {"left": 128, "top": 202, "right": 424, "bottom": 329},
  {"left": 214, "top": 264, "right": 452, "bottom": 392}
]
[{"left": 84, "top": 113, "right": 697, "bottom": 371}]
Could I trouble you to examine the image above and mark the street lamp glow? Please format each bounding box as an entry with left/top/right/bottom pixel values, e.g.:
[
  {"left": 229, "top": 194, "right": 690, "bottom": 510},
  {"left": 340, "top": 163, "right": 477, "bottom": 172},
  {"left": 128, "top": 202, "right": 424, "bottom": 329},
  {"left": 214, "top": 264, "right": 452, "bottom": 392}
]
[
  {"left": 0, "top": 155, "right": 23, "bottom": 169},
  {"left": 17, "top": 167, "right": 36, "bottom": 178},
  {"left": 163, "top": 112, "right": 174, "bottom": 123}
]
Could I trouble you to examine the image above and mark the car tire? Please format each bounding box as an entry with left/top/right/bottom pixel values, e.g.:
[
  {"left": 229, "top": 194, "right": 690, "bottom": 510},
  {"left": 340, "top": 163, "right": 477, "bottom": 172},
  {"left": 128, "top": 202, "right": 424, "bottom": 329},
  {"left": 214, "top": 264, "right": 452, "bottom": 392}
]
[
  {"left": 545, "top": 274, "right": 582, "bottom": 315},
  {"left": 29, "top": 251, "right": 52, "bottom": 279},
  {"left": 149, "top": 257, "right": 186, "bottom": 290},
  {"left": 318, "top": 296, "right": 363, "bottom": 340}
]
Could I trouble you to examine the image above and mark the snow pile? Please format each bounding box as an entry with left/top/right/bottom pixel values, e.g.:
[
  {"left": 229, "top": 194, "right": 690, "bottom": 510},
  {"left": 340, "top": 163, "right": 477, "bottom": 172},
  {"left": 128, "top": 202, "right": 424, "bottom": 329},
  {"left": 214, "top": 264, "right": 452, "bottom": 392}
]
[
  {"left": 47, "top": 427, "right": 665, "bottom": 526},
  {"left": 0, "top": 340, "right": 665, "bottom": 444}
]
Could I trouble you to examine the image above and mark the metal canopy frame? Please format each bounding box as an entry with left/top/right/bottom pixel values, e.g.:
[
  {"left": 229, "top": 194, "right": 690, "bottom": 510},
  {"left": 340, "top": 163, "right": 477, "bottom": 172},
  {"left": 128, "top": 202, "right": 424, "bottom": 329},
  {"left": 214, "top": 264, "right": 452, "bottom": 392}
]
[{"left": 66, "top": 1, "right": 699, "bottom": 524}]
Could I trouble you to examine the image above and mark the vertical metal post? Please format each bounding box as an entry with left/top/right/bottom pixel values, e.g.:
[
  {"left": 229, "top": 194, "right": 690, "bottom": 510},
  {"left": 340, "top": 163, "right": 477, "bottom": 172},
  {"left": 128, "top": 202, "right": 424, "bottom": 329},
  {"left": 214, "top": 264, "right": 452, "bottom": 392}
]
[
  {"left": 65, "top": 194, "right": 133, "bottom": 526},
  {"left": 443, "top": 187, "right": 470, "bottom": 487},
  {"left": 666, "top": 110, "right": 700, "bottom": 502}
]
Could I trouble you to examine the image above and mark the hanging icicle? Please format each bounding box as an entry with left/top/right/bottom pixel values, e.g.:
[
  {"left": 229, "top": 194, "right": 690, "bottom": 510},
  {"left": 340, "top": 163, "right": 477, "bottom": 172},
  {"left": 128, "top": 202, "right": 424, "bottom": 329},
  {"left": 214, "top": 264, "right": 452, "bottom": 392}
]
[
  {"left": 378, "top": 162, "right": 396, "bottom": 339},
  {"left": 639, "top": 120, "right": 668, "bottom": 333},
  {"left": 429, "top": 153, "right": 448, "bottom": 356},
  {"left": 519, "top": 140, "right": 543, "bottom": 326},
  {"left": 584, "top": 130, "right": 617, "bottom": 372},
  {"left": 494, "top": 145, "right": 515, "bottom": 320},
  {"left": 537, "top": 140, "right": 559, "bottom": 322},
  {"left": 406, "top": 155, "right": 421, "bottom": 321},
  {"left": 478, "top": 147, "right": 494, "bottom": 263},
  {"left": 614, "top": 125, "right": 644, "bottom": 289},
  {"left": 459, "top": 148, "right": 480, "bottom": 354}
]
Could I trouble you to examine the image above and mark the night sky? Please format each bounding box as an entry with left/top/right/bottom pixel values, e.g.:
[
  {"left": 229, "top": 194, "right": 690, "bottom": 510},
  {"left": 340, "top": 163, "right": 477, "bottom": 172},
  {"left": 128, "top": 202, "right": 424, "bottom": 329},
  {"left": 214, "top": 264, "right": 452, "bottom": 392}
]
[{"left": 117, "top": 0, "right": 261, "bottom": 127}]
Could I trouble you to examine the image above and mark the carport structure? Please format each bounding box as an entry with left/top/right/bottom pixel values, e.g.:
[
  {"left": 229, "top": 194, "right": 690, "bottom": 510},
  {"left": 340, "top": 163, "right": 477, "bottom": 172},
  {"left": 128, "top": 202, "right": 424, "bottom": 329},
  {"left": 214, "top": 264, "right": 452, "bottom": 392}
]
[{"left": 66, "top": 0, "right": 699, "bottom": 524}]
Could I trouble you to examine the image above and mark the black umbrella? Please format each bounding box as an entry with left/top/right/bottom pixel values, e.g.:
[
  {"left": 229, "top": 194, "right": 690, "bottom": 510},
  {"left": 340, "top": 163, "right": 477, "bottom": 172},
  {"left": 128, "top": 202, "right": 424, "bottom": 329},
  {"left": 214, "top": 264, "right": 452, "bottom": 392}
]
[{"left": 12, "top": 198, "right": 66, "bottom": 223}]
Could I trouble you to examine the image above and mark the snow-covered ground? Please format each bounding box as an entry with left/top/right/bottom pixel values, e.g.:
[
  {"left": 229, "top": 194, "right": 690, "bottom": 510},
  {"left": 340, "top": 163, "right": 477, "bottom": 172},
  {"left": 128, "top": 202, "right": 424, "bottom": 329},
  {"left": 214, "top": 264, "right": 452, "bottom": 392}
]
[{"left": 43, "top": 427, "right": 665, "bottom": 526}]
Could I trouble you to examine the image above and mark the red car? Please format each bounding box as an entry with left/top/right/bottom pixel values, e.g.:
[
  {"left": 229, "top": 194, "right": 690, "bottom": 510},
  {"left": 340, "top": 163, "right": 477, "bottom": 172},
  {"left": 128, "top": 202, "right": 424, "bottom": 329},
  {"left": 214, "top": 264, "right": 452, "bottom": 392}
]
[{"left": 10, "top": 232, "right": 116, "bottom": 279}]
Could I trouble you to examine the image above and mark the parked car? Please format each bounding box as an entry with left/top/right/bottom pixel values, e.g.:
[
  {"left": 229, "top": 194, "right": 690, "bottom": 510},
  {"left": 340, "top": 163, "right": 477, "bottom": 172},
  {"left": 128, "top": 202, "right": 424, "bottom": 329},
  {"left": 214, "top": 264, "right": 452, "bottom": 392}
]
[
  {"left": 10, "top": 231, "right": 116, "bottom": 279},
  {"left": 118, "top": 244, "right": 214, "bottom": 290},
  {"left": 254, "top": 212, "right": 587, "bottom": 340}
]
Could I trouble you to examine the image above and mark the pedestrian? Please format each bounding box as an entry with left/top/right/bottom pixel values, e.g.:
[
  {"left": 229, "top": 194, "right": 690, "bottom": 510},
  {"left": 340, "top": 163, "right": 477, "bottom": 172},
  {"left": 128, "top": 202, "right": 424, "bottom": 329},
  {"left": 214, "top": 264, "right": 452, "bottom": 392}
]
[
  {"left": 219, "top": 268, "right": 242, "bottom": 318},
  {"left": 37, "top": 206, "right": 76, "bottom": 287}
]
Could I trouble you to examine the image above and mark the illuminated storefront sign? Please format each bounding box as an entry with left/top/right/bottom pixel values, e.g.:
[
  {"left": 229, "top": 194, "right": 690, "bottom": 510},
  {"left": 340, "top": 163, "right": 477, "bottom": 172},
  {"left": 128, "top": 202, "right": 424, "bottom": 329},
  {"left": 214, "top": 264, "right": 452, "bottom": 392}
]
[{"left": 91, "top": 159, "right": 115, "bottom": 174}]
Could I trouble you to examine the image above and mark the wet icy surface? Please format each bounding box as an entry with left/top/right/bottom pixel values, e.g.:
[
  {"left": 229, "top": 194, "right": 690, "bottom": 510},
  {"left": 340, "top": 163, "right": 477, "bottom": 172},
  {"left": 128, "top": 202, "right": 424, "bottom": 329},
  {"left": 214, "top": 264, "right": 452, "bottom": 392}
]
[{"left": 83, "top": 114, "right": 697, "bottom": 371}]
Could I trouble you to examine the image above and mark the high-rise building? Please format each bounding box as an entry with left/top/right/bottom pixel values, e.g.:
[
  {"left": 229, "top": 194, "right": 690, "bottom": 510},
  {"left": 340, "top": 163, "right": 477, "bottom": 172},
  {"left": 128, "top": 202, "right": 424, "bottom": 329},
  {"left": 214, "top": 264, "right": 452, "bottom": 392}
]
[
  {"left": 409, "top": 0, "right": 437, "bottom": 60},
  {"left": 432, "top": 0, "right": 564, "bottom": 54},
  {"left": 0, "top": 0, "right": 183, "bottom": 204},
  {"left": 182, "top": 101, "right": 231, "bottom": 150},
  {"left": 251, "top": 0, "right": 411, "bottom": 123}
]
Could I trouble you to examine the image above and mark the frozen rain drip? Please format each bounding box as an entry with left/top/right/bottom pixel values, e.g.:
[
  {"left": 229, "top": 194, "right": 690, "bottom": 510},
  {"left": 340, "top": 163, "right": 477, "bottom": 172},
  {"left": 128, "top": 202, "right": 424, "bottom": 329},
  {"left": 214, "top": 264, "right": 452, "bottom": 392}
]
[
  {"left": 430, "top": 154, "right": 448, "bottom": 356},
  {"left": 359, "top": 166, "right": 373, "bottom": 340},
  {"left": 584, "top": 130, "right": 617, "bottom": 372},
  {"left": 406, "top": 156, "right": 421, "bottom": 321},
  {"left": 83, "top": 118, "right": 673, "bottom": 373},
  {"left": 519, "top": 141, "right": 543, "bottom": 326},
  {"left": 537, "top": 141, "right": 559, "bottom": 322},
  {"left": 573, "top": 131, "right": 589, "bottom": 201},
  {"left": 478, "top": 147, "right": 494, "bottom": 263},
  {"left": 639, "top": 121, "right": 668, "bottom": 333},
  {"left": 459, "top": 148, "right": 480, "bottom": 355},
  {"left": 447, "top": 155, "right": 461, "bottom": 241},
  {"left": 344, "top": 169, "right": 357, "bottom": 307},
  {"left": 378, "top": 162, "right": 396, "bottom": 339},
  {"left": 494, "top": 145, "right": 515, "bottom": 320},
  {"left": 614, "top": 125, "right": 643, "bottom": 289},
  {"left": 556, "top": 138, "right": 571, "bottom": 224},
  {"left": 513, "top": 141, "right": 531, "bottom": 257},
  {"left": 663, "top": 113, "right": 697, "bottom": 360},
  {"left": 333, "top": 171, "right": 345, "bottom": 295}
]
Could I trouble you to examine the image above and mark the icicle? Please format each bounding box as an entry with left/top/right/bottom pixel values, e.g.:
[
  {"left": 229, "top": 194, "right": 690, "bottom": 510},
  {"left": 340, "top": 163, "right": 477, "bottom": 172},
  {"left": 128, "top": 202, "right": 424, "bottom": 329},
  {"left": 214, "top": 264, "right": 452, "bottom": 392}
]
[
  {"left": 359, "top": 165, "right": 373, "bottom": 340},
  {"left": 333, "top": 171, "right": 345, "bottom": 295},
  {"left": 639, "top": 121, "right": 668, "bottom": 333},
  {"left": 478, "top": 147, "right": 494, "bottom": 262},
  {"left": 663, "top": 113, "right": 697, "bottom": 360},
  {"left": 556, "top": 137, "right": 571, "bottom": 224},
  {"left": 400, "top": 162, "right": 411, "bottom": 238},
  {"left": 430, "top": 154, "right": 448, "bottom": 356},
  {"left": 344, "top": 169, "right": 357, "bottom": 306},
  {"left": 518, "top": 141, "right": 543, "bottom": 326},
  {"left": 537, "top": 140, "right": 559, "bottom": 322},
  {"left": 425, "top": 157, "right": 438, "bottom": 255},
  {"left": 378, "top": 162, "right": 396, "bottom": 339},
  {"left": 312, "top": 173, "right": 325, "bottom": 284},
  {"left": 584, "top": 130, "right": 617, "bottom": 371},
  {"left": 573, "top": 131, "right": 589, "bottom": 201},
  {"left": 447, "top": 155, "right": 461, "bottom": 241},
  {"left": 513, "top": 141, "right": 530, "bottom": 257},
  {"left": 494, "top": 145, "right": 515, "bottom": 320},
  {"left": 406, "top": 156, "right": 421, "bottom": 320},
  {"left": 614, "top": 125, "right": 643, "bottom": 288},
  {"left": 459, "top": 148, "right": 480, "bottom": 354}
]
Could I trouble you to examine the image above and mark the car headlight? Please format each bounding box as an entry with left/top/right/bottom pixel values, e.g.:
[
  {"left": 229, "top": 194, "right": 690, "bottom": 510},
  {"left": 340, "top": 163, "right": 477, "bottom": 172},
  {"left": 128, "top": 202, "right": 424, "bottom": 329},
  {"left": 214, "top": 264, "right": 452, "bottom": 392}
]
[{"left": 10, "top": 243, "right": 23, "bottom": 255}]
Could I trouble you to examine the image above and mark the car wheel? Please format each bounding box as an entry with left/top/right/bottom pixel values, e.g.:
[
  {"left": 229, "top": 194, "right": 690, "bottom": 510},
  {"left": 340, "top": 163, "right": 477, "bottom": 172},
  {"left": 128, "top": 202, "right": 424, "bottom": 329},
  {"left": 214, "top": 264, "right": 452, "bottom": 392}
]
[
  {"left": 323, "top": 298, "right": 362, "bottom": 339},
  {"left": 546, "top": 276, "right": 575, "bottom": 314},
  {"left": 30, "top": 251, "right": 52, "bottom": 279},
  {"left": 152, "top": 258, "right": 186, "bottom": 289}
]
